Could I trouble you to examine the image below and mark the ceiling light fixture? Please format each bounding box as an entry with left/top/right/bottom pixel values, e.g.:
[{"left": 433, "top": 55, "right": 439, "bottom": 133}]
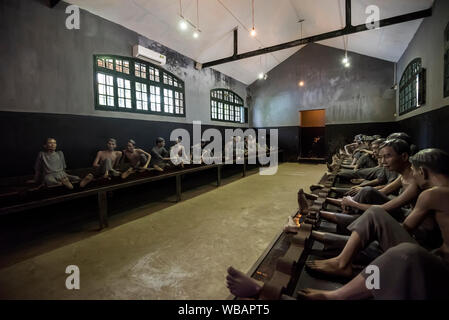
[
  {"left": 342, "top": 40, "right": 350, "bottom": 68},
  {"left": 178, "top": 0, "right": 201, "bottom": 35},
  {"left": 297, "top": 19, "right": 305, "bottom": 87},
  {"left": 193, "top": 0, "right": 200, "bottom": 39},
  {"left": 258, "top": 53, "right": 268, "bottom": 80},
  {"left": 179, "top": 20, "right": 188, "bottom": 30},
  {"left": 250, "top": 27, "right": 256, "bottom": 37},
  {"left": 338, "top": 1, "right": 350, "bottom": 69},
  {"left": 250, "top": 0, "right": 256, "bottom": 37}
]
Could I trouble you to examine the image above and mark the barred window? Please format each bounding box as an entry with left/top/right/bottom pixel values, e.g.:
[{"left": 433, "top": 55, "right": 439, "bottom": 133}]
[
  {"left": 224, "top": 104, "right": 230, "bottom": 121},
  {"left": 163, "top": 88, "right": 174, "bottom": 114},
  {"left": 149, "top": 85, "right": 161, "bottom": 112},
  {"left": 399, "top": 58, "right": 426, "bottom": 116},
  {"left": 117, "top": 77, "right": 131, "bottom": 109},
  {"left": 149, "top": 66, "right": 160, "bottom": 82},
  {"left": 135, "top": 82, "right": 148, "bottom": 111},
  {"left": 97, "top": 73, "right": 114, "bottom": 107},
  {"left": 115, "top": 59, "right": 130, "bottom": 74},
  {"left": 211, "top": 100, "right": 218, "bottom": 119},
  {"left": 210, "top": 89, "right": 247, "bottom": 123},
  {"left": 174, "top": 91, "right": 184, "bottom": 114},
  {"left": 217, "top": 102, "right": 223, "bottom": 120},
  {"left": 94, "top": 54, "right": 185, "bottom": 117},
  {"left": 135, "top": 62, "right": 146, "bottom": 79}
]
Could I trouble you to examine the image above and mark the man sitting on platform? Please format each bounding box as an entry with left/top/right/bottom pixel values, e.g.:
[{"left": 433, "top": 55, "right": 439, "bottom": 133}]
[
  {"left": 150, "top": 137, "right": 170, "bottom": 171},
  {"left": 29, "top": 138, "right": 80, "bottom": 189},
  {"left": 337, "top": 138, "right": 385, "bottom": 183},
  {"left": 307, "top": 139, "right": 420, "bottom": 228},
  {"left": 170, "top": 136, "right": 189, "bottom": 168},
  {"left": 300, "top": 148, "right": 449, "bottom": 299},
  {"left": 120, "top": 139, "right": 152, "bottom": 179},
  {"left": 227, "top": 148, "right": 449, "bottom": 299},
  {"left": 79, "top": 138, "right": 122, "bottom": 188}
]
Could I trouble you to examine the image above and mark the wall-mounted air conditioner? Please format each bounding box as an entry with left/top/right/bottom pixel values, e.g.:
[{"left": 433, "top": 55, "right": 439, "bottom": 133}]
[{"left": 132, "top": 45, "right": 166, "bottom": 66}]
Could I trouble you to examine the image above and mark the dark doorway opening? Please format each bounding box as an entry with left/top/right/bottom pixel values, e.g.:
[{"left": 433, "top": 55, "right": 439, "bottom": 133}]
[{"left": 298, "top": 109, "right": 326, "bottom": 161}]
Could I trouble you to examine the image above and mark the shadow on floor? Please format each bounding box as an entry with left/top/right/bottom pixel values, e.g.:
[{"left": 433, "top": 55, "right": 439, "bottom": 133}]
[{"left": 0, "top": 164, "right": 261, "bottom": 268}]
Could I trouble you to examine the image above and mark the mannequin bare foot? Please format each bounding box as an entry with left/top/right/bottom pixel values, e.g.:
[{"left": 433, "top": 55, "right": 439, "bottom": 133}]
[
  {"left": 110, "top": 169, "right": 121, "bottom": 177},
  {"left": 80, "top": 174, "right": 94, "bottom": 188},
  {"left": 226, "top": 266, "right": 263, "bottom": 298},
  {"left": 306, "top": 257, "right": 353, "bottom": 278},
  {"left": 297, "top": 288, "right": 333, "bottom": 300},
  {"left": 121, "top": 168, "right": 134, "bottom": 179},
  {"left": 61, "top": 178, "right": 74, "bottom": 190},
  {"left": 153, "top": 165, "right": 164, "bottom": 172}
]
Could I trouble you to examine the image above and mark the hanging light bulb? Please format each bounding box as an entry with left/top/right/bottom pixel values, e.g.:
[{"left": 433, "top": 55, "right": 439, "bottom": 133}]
[
  {"left": 263, "top": 73, "right": 268, "bottom": 80},
  {"left": 345, "top": 62, "right": 351, "bottom": 68},
  {"left": 250, "top": 27, "right": 256, "bottom": 37},
  {"left": 258, "top": 72, "right": 264, "bottom": 80},
  {"left": 342, "top": 56, "right": 348, "bottom": 64},
  {"left": 193, "top": 0, "right": 200, "bottom": 39},
  {"left": 179, "top": 20, "right": 188, "bottom": 31},
  {"left": 298, "top": 81, "right": 305, "bottom": 87},
  {"left": 250, "top": 0, "right": 256, "bottom": 37}
]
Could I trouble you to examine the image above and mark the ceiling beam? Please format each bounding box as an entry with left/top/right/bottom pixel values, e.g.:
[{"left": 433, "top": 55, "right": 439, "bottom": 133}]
[
  {"left": 233, "top": 28, "right": 238, "bottom": 57},
  {"left": 197, "top": 1, "right": 432, "bottom": 69},
  {"left": 47, "top": 0, "right": 61, "bottom": 8}
]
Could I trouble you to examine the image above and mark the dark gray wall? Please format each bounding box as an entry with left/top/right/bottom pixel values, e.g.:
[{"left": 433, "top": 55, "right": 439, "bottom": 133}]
[
  {"left": 0, "top": 111, "right": 249, "bottom": 177},
  {"left": 249, "top": 43, "right": 396, "bottom": 127},
  {"left": 398, "top": 105, "right": 449, "bottom": 153},
  {"left": 0, "top": 0, "right": 248, "bottom": 127},
  {"left": 396, "top": 0, "right": 449, "bottom": 121}
]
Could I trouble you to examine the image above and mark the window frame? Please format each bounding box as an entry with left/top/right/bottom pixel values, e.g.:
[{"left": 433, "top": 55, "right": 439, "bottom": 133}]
[
  {"left": 210, "top": 88, "right": 248, "bottom": 124},
  {"left": 93, "top": 54, "right": 186, "bottom": 118},
  {"left": 398, "top": 58, "right": 426, "bottom": 116}
]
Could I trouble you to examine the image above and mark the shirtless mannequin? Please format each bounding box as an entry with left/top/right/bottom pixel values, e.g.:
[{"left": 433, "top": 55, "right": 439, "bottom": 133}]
[
  {"left": 300, "top": 148, "right": 449, "bottom": 299},
  {"left": 79, "top": 138, "right": 122, "bottom": 188},
  {"left": 150, "top": 137, "right": 170, "bottom": 171},
  {"left": 170, "top": 137, "right": 189, "bottom": 168},
  {"left": 225, "top": 136, "right": 242, "bottom": 162},
  {"left": 120, "top": 139, "right": 152, "bottom": 179},
  {"left": 337, "top": 139, "right": 384, "bottom": 184},
  {"left": 318, "top": 139, "right": 420, "bottom": 225},
  {"left": 29, "top": 138, "right": 80, "bottom": 189},
  {"left": 339, "top": 139, "right": 419, "bottom": 215},
  {"left": 227, "top": 149, "right": 449, "bottom": 300}
]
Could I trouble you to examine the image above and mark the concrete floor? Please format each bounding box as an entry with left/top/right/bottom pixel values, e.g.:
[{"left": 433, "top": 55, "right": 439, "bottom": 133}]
[{"left": 0, "top": 163, "right": 325, "bottom": 299}]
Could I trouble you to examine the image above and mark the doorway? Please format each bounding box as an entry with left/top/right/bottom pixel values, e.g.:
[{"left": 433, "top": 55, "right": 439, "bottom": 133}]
[{"left": 298, "top": 109, "right": 326, "bottom": 160}]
